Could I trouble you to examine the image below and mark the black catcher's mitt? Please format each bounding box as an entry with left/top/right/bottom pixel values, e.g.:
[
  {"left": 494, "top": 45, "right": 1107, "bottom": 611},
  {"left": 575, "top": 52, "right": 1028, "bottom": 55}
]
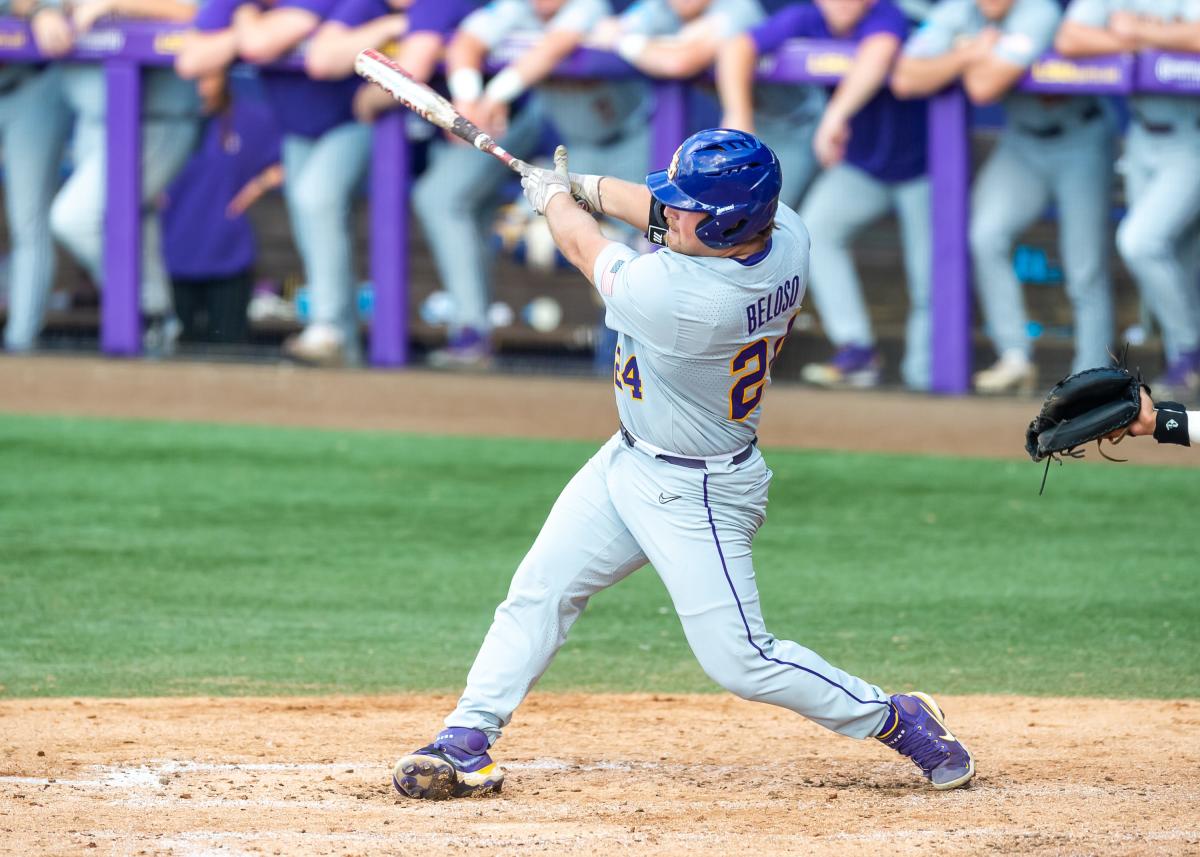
[{"left": 1025, "top": 366, "right": 1145, "bottom": 492}]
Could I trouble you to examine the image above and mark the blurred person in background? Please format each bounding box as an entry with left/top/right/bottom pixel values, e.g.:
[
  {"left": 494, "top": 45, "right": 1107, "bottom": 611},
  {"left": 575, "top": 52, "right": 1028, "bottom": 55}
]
[
  {"left": 49, "top": 0, "right": 201, "bottom": 357},
  {"left": 602, "top": 0, "right": 825, "bottom": 210},
  {"left": 894, "top": 0, "right": 1114, "bottom": 395},
  {"left": 1057, "top": 1, "right": 1200, "bottom": 402},
  {"left": 0, "top": 0, "right": 72, "bottom": 352},
  {"left": 161, "top": 73, "right": 282, "bottom": 345},
  {"left": 721, "top": 0, "right": 929, "bottom": 390},
  {"left": 419, "top": 0, "right": 650, "bottom": 368},
  {"left": 177, "top": 0, "right": 373, "bottom": 367}
]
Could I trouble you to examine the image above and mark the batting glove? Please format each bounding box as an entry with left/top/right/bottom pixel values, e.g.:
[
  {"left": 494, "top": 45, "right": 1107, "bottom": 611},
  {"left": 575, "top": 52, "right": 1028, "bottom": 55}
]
[
  {"left": 553, "top": 144, "right": 603, "bottom": 214},
  {"left": 522, "top": 144, "right": 572, "bottom": 215}
]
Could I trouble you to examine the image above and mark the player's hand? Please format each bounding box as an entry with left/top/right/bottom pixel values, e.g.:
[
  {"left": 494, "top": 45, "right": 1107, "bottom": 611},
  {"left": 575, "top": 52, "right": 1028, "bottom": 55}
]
[
  {"left": 587, "top": 17, "right": 622, "bottom": 50},
  {"left": 1109, "top": 11, "right": 1144, "bottom": 47},
  {"left": 71, "top": 0, "right": 117, "bottom": 34},
  {"left": 813, "top": 114, "right": 850, "bottom": 168},
  {"left": 961, "top": 28, "right": 1000, "bottom": 64},
  {"left": 720, "top": 111, "right": 755, "bottom": 134},
  {"left": 227, "top": 163, "right": 283, "bottom": 218},
  {"left": 552, "top": 144, "right": 602, "bottom": 214},
  {"left": 521, "top": 161, "right": 571, "bottom": 216},
  {"left": 1105, "top": 388, "right": 1156, "bottom": 442},
  {"left": 31, "top": 7, "right": 73, "bottom": 56}
]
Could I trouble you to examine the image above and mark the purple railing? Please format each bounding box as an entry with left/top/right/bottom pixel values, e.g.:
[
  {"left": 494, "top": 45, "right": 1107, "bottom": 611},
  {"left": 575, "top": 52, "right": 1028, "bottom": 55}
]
[{"left": 0, "top": 19, "right": 1195, "bottom": 389}]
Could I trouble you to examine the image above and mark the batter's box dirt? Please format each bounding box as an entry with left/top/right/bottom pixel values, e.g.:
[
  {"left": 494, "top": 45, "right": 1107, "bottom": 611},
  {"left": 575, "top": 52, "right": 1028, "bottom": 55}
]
[{"left": 1, "top": 694, "right": 1198, "bottom": 856}]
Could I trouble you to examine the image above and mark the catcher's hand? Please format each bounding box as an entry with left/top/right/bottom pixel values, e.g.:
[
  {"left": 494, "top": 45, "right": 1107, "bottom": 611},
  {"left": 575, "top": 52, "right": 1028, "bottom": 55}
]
[{"left": 1025, "top": 366, "right": 1145, "bottom": 492}]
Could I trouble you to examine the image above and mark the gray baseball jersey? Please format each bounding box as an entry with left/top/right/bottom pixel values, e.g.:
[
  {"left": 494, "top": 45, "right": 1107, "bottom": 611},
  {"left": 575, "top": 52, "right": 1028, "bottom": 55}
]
[
  {"left": 464, "top": 0, "right": 650, "bottom": 145},
  {"left": 448, "top": 196, "right": 893, "bottom": 746},
  {"left": 905, "top": 0, "right": 1100, "bottom": 128},
  {"left": 1064, "top": 0, "right": 1200, "bottom": 127},
  {"left": 590, "top": 204, "right": 809, "bottom": 457}
]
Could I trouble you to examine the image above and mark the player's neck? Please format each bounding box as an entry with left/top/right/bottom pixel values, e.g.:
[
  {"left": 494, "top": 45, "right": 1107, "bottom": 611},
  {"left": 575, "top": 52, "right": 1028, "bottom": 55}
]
[{"left": 719, "top": 235, "right": 770, "bottom": 261}]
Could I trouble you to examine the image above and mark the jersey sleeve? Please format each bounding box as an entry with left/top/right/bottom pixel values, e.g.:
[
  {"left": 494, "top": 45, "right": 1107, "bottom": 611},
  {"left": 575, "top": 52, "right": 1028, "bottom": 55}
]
[
  {"left": 194, "top": 0, "right": 246, "bottom": 31},
  {"left": 994, "top": 0, "right": 1059, "bottom": 67},
  {"left": 407, "top": 0, "right": 473, "bottom": 35},
  {"left": 749, "top": 5, "right": 815, "bottom": 55},
  {"left": 460, "top": 0, "right": 527, "bottom": 48},
  {"left": 901, "top": 0, "right": 964, "bottom": 57},
  {"left": 617, "top": 0, "right": 677, "bottom": 36},
  {"left": 548, "top": 0, "right": 609, "bottom": 34},
  {"left": 592, "top": 243, "right": 679, "bottom": 346},
  {"left": 277, "top": 0, "right": 340, "bottom": 18},
  {"left": 1062, "top": 0, "right": 1110, "bottom": 27},
  {"left": 857, "top": 1, "right": 910, "bottom": 41},
  {"left": 325, "top": 0, "right": 388, "bottom": 27}
]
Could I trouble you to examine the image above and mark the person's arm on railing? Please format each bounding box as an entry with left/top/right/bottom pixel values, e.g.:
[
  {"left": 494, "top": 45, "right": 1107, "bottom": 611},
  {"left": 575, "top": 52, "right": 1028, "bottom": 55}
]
[
  {"left": 305, "top": 4, "right": 408, "bottom": 80},
  {"left": 813, "top": 32, "right": 899, "bottom": 166},
  {"left": 234, "top": 2, "right": 322, "bottom": 65},
  {"left": 1119, "top": 15, "right": 1200, "bottom": 53},
  {"left": 22, "top": 0, "right": 74, "bottom": 57},
  {"left": 1054, "top": 1, "right": 1136, "bottom": 57},
  {"left": 71, "top": 0, "right": 195, "bottom": 33},
  {"left": 892, "top": 36, "right": 992, "bottom": 98},
  {"left": 176, "top": 28, "right": 238, "bottom": 77},
  {"left": 963, "top": 1, "right": 1060, "bottom": 105},
  {"left": 715, "top": 33, "right": 757, "bottom": 132}
]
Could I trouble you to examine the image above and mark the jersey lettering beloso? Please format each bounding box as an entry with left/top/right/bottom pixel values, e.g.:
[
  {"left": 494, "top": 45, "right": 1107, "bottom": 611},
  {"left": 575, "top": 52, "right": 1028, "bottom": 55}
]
[{"left": 591, "top": 204, "right": 810, "bottom": 457}]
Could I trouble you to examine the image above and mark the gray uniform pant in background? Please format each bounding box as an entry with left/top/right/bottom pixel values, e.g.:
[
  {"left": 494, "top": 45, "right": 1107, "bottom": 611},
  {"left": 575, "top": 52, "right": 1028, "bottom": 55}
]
[
  {"left": 1115, "top": 122, "right": 1200, "bottom": 360},
  {"left": 755, "top": 113, "right": 820, "bottom": 212},
  {"left": 414, "top": 101, "right": 649, "bottom": 336},
  {"left": 280, "top": 122, "right": 372, "bottom": 352},
  {"left": 448, "top": 433, "right": 892, "bottom": 744},
  {"left": 969, "top": 119, "right": 1115, "bottom": 373},
  {"left": 51, "top": 67, "right": 200, "bottom": 319},
  {"left": 1, "top": 67, "right": 71, "bottom": 351},
  {"left": 414, "top": 104, "right": 548, "bottom": 335},
  {"left": 800, "top": 164, "right": 932, "bottom": 390}
]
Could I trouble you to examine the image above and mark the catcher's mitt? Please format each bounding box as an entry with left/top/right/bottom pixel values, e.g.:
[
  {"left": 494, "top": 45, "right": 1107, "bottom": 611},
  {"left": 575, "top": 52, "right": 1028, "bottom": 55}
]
[{"left": 1025, "top": 366, "right": 1145, "bottom": 493}]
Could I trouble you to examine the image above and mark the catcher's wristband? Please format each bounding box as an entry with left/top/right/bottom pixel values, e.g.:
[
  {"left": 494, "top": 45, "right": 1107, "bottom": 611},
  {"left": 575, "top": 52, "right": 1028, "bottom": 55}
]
[{"left": 1153, "top": 404, "right": 1190, "bottom": 447}]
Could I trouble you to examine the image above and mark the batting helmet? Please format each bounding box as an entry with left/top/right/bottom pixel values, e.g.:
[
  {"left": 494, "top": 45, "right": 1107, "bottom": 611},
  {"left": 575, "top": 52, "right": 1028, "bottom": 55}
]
[{"left": 645, "top": 129, "right": 782, "bottom": 249}]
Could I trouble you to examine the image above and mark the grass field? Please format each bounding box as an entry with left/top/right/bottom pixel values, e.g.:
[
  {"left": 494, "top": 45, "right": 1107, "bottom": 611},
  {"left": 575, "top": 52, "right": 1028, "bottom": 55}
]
[{"left": 1, "top": 412, "right": 1197, "bottom": 700}]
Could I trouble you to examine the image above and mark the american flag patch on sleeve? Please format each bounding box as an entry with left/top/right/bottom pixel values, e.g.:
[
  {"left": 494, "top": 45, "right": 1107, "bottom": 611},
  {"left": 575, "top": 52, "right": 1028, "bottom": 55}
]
[{"left": 600, "top": 259, "right": 624, "bottom": 296}]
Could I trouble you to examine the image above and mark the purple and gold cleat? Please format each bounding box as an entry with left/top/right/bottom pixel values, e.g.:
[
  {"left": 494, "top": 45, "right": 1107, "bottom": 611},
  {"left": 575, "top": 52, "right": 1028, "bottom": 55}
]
[
  {"left": 877, "top": 692, "right": 975, "bottom": 790},
  {"left": 392, "top": 727, "right": 504, "bottom": 800}
]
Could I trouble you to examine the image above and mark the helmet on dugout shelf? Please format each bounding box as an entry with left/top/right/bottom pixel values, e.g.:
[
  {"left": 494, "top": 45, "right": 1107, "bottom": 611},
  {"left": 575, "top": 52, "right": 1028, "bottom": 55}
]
[{"left": 645, "top": 128, "right": 782, "bottom": 250}]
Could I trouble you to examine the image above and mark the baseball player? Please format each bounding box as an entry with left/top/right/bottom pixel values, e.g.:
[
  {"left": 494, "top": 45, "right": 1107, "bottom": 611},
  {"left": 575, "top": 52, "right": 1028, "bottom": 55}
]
[
  {"left": 893, "top": 0, "right": 1115, "bottom": 395},
  {"left": 720, "top": 0, "right": 930, "bottom": 390},
  {"left": 390, "top": 129, "right": 976, "bottom": 800},
  {"left": 1057, "top": 1, "right": 1200, "bottom": 401},
  {"left": 0, "top": 0, "right": 72, "bottom": 352},
  {"left": 415, "top": 0, "right": 651, "bottom": 367},
  {"left": 178, "top": 0, "right": 373, "bottom": 367},
  {"left": 594, "top": 0, "right": 825, "bottom": 210},
  {"left": 49, "top": 0, "right": 202, "bottom": 357}
]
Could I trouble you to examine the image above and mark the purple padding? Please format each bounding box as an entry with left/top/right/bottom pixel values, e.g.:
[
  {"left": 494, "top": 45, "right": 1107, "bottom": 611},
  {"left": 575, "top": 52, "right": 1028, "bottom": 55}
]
[
  {"left": 1136, "top": 51, "right": 1200, "bottom": 94},
  {"left": 102, "top": 61, "right": 142, "bottom": 356},
  {"left": 928, "top": 88, "right": 970, "bottom": 395},
  {"left": 369, "top": 111, "right": 409, "bottom": 367},
  {"left": 756, "top": 39, "right": 857, "bottom": 85},
  {"left": 1019, "top": 52, "right": 1134, "bottom": 95}
]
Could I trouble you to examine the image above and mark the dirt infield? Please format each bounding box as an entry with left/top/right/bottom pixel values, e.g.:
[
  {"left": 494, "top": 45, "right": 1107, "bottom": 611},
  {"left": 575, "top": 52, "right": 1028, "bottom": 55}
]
[
  {"left": 2, "top": 694, "right": 1199, "bottom": 856},
  {"left": 2, "top": 353, "right": 1195, "bottom": 466},
  {"left": 2, "top": 354, "right": 1198, "bottom": 855}
]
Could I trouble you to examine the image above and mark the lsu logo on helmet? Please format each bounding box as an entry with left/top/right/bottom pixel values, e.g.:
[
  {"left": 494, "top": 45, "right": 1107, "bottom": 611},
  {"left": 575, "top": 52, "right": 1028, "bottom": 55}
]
[{"left": 667, "top": 146, "right": 682, "bottom": 181}]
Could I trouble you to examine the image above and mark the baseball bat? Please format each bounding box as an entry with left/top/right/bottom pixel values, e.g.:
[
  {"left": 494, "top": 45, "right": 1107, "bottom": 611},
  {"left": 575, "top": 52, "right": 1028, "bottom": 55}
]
[{"left": 354, "top": 49, "right": 530, "bottom": 176}]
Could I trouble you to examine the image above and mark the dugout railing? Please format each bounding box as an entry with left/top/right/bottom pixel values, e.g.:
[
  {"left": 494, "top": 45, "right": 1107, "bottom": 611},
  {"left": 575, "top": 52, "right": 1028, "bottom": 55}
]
[{"left": 0, "top": 19, "right": 1197, "bottom": 392}]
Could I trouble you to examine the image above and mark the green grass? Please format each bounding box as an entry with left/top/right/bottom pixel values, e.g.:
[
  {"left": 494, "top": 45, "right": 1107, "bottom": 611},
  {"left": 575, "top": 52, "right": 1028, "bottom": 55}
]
[{"left": 0, "top": 412, "right": 1196, "bottom": 699}]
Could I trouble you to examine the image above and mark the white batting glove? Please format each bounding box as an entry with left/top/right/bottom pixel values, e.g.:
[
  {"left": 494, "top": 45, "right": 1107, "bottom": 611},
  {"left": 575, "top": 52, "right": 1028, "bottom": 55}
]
[
  {"left": 521, "top": 166, "right": 571, "bottom": 215},
  {"left": 552, "top": 144, "right": 604, "bottom": 214}
]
